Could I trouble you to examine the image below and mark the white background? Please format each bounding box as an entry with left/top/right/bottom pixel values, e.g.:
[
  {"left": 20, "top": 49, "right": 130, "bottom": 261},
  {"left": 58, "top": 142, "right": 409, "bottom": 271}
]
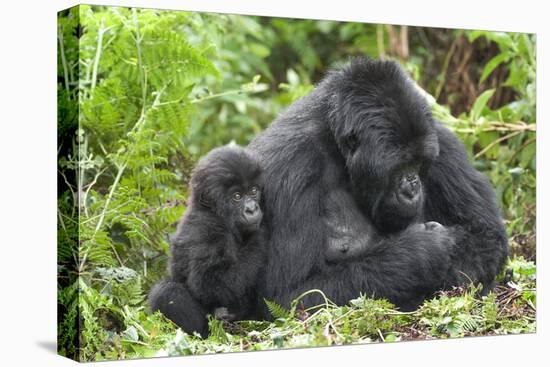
[{"left": 0, "top": 0, "right": 546, "bottom": 365}]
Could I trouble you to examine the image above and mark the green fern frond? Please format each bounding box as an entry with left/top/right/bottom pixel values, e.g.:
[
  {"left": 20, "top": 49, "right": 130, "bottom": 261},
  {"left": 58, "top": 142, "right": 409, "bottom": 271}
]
[{"left": 264, "top": 299, "right": 291, "bottom": 319}]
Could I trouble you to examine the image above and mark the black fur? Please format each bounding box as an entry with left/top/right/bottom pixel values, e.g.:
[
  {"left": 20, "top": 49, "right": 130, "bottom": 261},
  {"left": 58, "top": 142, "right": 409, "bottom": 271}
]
[
  {"left": 248, "top": 57, "right": 508, "bottom": 314},
  {"left": 149, "top": 145, "right": 265, "bottom": 336}
]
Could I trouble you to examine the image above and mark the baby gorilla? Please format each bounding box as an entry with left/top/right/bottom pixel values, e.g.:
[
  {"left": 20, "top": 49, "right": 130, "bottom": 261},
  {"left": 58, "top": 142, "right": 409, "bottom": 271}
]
[{"left": 148, "top": 145, "right": 265, "bottom": 337}]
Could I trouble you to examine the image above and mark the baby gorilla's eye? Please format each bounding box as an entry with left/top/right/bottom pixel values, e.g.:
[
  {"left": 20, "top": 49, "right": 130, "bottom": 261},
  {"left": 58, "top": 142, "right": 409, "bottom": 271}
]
[
  {"left": 232, "top": 192, "right": 242, "bottom": 201},
  {"left": 250, "top": 186, "right": 259, "bottom": 196}
]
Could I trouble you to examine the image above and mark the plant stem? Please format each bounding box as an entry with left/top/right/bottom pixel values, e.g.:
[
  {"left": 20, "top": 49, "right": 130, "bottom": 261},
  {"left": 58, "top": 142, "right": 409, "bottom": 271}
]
[
  {"left": 509, "top": 137, "right": 536, "bottom": 162},
  {"left": 132, "top": 8, "right": 147, "bottom": 107},
  {"left": 435, "top": 31, "right": 462, "bottom": 101},
  {"left": 474, "top": 130, "right": 522, "bottom": 159},
  {"left": 190, "top": 89, "right": 246, "bottom": 104},
  {"left": 454, "top": 122, "right": 535, "bottom": 134},
  {"left": 78, "top": 161, "right": 127, "bottom": 273},
  {"left": 91, "top": 17, "right": 106, "bottom": 92},
  {"left": 376, "top": 24, "right": 385, "bottom": 58},
  {"left": 78, "top": 83, "right": 165, "bottom": 272},
  {"left": 57, "top": 25, "right": 71, "bottom": 96},
  {"left": 82, "top": 167, "right": 107, "bottom": 217}
]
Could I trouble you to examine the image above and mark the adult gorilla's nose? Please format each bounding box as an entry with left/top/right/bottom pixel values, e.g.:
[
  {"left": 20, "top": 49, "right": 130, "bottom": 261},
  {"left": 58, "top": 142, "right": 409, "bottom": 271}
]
[{"left": 398, "top": 172, "right": 420, "bottom": 201}]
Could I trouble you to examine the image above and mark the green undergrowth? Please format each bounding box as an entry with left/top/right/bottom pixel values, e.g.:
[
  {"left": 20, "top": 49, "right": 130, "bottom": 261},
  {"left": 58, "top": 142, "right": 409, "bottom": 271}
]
[{"left": 63, "top": 256, "right": 535, "bottom": 361}]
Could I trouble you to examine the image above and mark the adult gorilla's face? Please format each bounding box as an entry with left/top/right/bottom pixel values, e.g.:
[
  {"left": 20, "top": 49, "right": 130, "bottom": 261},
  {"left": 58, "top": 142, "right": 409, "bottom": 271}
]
[
  {"left": 345, "top": 115, "right": 439, "bottom": 233},
  {"left": 327, "top": 60, "right": 440, "bottom": 232}
]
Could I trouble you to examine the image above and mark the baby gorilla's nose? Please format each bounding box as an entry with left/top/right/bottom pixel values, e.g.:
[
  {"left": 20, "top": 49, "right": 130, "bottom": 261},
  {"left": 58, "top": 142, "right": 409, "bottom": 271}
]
[
  {"left": 243, "top": 199, "right": 262, "bottom": 225},
  {"left": 244, "top": 202, "right": 258, "bottom": 215}
]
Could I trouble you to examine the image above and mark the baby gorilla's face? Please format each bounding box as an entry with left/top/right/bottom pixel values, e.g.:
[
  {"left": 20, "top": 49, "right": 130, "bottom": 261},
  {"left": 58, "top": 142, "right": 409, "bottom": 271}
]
[
  {"left": 229, "top": 185, "right": 263, "bottom": 233},
  {"left": 190, "top": 145, "right": 264, "bottom": 236}
]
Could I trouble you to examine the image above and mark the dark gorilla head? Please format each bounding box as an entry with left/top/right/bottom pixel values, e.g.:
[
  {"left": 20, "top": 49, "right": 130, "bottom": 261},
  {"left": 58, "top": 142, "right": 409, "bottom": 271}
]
[
  {"left": 326, "top": 58, "right": 440, "bottom": 232},
  {"left": 190, "top": 144, "right": 263, "bottom": 233}
]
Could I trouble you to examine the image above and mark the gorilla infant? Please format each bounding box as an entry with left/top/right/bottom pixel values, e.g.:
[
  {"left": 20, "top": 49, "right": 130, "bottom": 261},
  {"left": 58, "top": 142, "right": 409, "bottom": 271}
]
[{"left": 148, "top": 144, "right": 265, "bottom": 337}]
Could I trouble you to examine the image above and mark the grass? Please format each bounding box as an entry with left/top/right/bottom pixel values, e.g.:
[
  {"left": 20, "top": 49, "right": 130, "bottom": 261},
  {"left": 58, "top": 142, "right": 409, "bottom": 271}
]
[{"left": 80, "top": 256, "right": 535, "bottom": 361}]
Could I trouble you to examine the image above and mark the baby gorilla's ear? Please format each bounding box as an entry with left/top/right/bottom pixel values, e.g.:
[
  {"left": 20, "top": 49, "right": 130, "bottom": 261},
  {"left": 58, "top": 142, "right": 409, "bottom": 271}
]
[
  {"left": 191, "top": 171, "right": 214, "bottom": 210},
  {"left": 198, "top": 191, "right": 212, "bottom": 209}
]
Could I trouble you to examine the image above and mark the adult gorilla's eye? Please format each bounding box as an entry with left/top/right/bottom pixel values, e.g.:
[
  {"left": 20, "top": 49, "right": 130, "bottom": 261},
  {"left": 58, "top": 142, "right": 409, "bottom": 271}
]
[
  {"left": 346, "top": 134, "right": 359, "bottom": 153},
  {"left": 232, "top": 192, "right": 242, "bottom": 201}
]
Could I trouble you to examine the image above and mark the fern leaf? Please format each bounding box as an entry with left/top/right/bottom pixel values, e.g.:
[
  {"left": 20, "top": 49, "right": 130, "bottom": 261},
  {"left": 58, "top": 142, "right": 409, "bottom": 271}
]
[{"left": 264, "top": 299, "right": 291, "bottom": 319}]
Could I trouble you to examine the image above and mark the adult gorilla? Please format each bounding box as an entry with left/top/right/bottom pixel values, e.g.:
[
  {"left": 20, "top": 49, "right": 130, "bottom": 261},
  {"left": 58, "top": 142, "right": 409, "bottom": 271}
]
[{"left": 248, "top": 57, "right": 508, "bottom": 313}]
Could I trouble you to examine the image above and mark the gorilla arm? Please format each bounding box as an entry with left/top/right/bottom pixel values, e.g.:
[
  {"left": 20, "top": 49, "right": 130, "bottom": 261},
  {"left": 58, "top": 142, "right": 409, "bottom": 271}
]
[
  {"left": 277, "top": 223, "right": 453, "bottom": 311},
  {"left": 423, "top": 124, "right": 508, "bottom": 291}
]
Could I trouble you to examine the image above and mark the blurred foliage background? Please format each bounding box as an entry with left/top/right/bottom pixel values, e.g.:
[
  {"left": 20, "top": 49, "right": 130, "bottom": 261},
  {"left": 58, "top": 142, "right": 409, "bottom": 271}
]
[{"left": 57, "top": 5, "right": 536, "bottom": 361}]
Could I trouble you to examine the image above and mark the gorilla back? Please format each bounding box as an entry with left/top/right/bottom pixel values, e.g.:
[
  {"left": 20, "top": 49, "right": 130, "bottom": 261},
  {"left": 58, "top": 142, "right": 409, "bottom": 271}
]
[{"left": 248, "top": 57, "right": 508, "bottom": 314}]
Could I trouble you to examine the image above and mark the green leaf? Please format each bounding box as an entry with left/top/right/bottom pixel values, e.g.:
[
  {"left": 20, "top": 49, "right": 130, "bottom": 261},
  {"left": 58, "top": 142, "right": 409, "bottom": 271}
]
[
  {"left": 480, "top": 53, "right": 510, "bottom": 83},
  {"left": 264, "top": 299, "right": 291, "bottom": 319},
  {"left": 122, "top": 326, "right": 139, "bottom": 342},
  {"left": 286, "top": 69, "right": 300, "bottom": 86},
  {"left": 384, "top": 333, "right": 398, "bottom": 342},
  {"left": 249, "top": 42, "right": 271, "bottom": 58},
  {"left": 519, "top": 140, "right": 536, "bottom": 169},
  {"left": 469, "top": 31, "right": 514, "bottom": 51},
  {"left": 478, "top": 131, "right": 500, "bottom": 159},
  {"left": 518, "top": 33, "right": 535, "bottom": 61},
  {"left": 470, "top": 89, "right": 495, "bottom": 121}
]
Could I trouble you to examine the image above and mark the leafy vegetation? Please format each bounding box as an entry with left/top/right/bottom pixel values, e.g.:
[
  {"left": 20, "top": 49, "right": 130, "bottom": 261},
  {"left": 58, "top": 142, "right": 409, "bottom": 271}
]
[{"left": 57, "top": 5, "right": 536, "bottom": 361}]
